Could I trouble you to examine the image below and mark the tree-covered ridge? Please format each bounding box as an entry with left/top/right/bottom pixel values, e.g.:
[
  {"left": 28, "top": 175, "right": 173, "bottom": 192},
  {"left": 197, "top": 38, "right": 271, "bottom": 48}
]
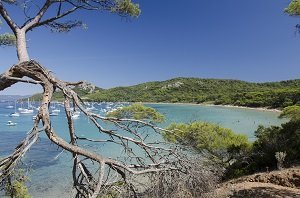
[
  {"left": 32, "top": 77, "right": 300, "bottom": 109},
  {"left": 84, "top": 77, "right": 300, "bottom": 108}
]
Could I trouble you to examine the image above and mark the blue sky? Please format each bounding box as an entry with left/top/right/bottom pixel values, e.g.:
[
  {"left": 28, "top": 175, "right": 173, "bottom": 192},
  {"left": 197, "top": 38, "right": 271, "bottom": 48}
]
[{"left": 1, "top": 0, "right": 300, "bottom": 95}]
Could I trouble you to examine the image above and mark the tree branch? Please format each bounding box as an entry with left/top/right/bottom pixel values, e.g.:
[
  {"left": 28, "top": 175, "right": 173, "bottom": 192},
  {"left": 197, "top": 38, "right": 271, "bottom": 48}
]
[
  {"left": 0, "top": 1, "right": 19, "bottom": 33},
  {"left": 22, "top": 0, "right": 53, "bottom": 31},
  {"left": 25, "top": 5, "right": 80, "bottom": 32},
  {"left": 0, "top": 60, "right": 185, "bottom": 197},
  {"left": 6, "top": 76, "right": 44, "bottom": 85}
]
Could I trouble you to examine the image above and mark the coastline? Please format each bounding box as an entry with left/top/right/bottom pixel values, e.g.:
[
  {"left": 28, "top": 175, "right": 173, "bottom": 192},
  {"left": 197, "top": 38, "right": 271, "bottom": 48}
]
[{"left": 142, "top": 102, "right": 282, "bottom": 113}]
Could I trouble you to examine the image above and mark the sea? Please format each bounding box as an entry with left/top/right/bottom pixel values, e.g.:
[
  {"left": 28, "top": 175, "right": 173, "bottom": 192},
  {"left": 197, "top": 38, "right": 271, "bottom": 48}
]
[{"left": 0, "top": 102, "right": 286, "bottom": 197}]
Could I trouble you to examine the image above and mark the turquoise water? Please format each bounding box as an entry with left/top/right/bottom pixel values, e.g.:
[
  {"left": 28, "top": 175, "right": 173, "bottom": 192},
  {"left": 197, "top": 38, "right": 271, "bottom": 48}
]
[
  {"left": 0, "top": 102, "right": 286, "bottom": 197},
  {"left": 149, "top": 104, "right": 285, "bottom": 139}
]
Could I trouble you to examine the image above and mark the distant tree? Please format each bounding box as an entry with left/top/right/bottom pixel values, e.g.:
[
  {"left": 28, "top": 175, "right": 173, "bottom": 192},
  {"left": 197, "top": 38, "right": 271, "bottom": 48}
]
[
  {"left": 0, "top": 1, "right": 188, "bottom": 197},
  {"left": 107, "top": 103, "right": 165, "bottom": 123}
]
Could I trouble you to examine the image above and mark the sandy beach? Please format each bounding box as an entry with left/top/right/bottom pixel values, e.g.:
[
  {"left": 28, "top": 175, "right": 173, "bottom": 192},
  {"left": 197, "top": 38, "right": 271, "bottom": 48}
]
[{"left": 142, "top": 102, "right": 282, "bottom": 113}]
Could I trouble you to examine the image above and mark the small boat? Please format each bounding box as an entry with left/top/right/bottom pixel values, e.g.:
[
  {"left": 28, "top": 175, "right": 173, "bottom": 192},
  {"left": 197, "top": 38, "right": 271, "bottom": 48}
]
[
  {"left": 49, "top": 112, "right": 59, "bottom": 116},
  {"left": 9, "top": 112, "right": 20, "bottom": 117},
  {"left": 73, "top": 111, "right": 80, "bottom": 116},
  {"left": 6, "top": 121, "right": 17, "bottom": 126},
  {"left": 19, "top": 109, "right": 34, "bottom": 114},
  {"left": 52, "top": 109, "right": 61, "bottom": 113},
  {"left": 71, "top": 114, "right": 80, "bottom": 119},
  {"left": 9, "top": 101, "right": 20, "bottom": 117}
]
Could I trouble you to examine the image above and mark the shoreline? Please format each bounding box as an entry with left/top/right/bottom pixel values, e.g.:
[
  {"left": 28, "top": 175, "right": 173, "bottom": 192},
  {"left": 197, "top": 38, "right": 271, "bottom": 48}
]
[
  {"left": 18, "top": 99, "right": 282, "bottom": 113},
  {"left": 142, "top": 102, "right": 282, "bottom": 113}
]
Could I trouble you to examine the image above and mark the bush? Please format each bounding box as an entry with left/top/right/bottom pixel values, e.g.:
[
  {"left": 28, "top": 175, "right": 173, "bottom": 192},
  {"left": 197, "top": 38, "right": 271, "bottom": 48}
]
[
  {"left": 106, "top": 103, "right": 165, "bottom": 123},
  {"left": 227, "top": 119, "right": 300, "bottom": 179},
  {"left": 3, "top": 169, "right": 31, "bottom": 198},
  {"left": 164, "top": 121, "right": 251, "bottom": 164}
]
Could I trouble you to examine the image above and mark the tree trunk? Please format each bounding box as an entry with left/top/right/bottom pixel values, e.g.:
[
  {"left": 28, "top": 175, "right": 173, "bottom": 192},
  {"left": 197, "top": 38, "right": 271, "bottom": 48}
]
[{"left": 16, "top": 30, "right": 29, "bottom": 63}]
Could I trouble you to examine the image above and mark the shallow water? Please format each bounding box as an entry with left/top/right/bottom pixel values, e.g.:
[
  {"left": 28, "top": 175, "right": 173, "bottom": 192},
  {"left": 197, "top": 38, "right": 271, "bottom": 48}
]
[{"left": 0, "top": 102, "right": 286, "bottom": 197}]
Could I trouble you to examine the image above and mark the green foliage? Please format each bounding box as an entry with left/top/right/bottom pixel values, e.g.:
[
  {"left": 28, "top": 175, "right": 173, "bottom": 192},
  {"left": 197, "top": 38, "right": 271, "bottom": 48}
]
[
  {"left": 30, "top": 78, "right": 300, "bottom": 109},
  {"left": 279, "top": 105, "right": 300, "bottom": 121},
  {"left": 224, "top": 119, "right": 300, "bottom": 179},
  {"left": 285, "top": 0, "right": 300, "bottom": 15},
  {"left": 0, "top": 14, "right": 16, "bottom": 47},
  {"left": 8, "top": 181, "right": 31, "bottom": 198},
  {"left": 107, "top": 103, "right": 165, "bottom": 123},
  {"left": 0, "top": 33, "right": 16, "bottom": 46},
  {"left": 112, "top": 0, "right": 141, "bottom": 17},
  {"left": 165, "top": 121, "right": 251, "bottom": 162},
  {"left": 162, "top": 119, "right": 300, "bottom": 179},
  {"left": 227, "top": 119, "right": 300, "bottom": 179},
  {"left": 4, "top": 169, "right": 31, "bottom": 198},
  {"left": 253, "top": 121, "right": 300, "bottom": 167},
  {"left": 251, "top": 125, "right": 284, "bottom": 168},
  {"left": 83, "top": 78, "right": 300, "bottom": 109}
]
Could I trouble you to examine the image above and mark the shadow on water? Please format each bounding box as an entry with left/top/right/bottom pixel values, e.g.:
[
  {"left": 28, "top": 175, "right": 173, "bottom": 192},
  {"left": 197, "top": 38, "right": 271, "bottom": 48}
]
[{"left": 0, "top": 131, "right": 62, "bottom": 169}]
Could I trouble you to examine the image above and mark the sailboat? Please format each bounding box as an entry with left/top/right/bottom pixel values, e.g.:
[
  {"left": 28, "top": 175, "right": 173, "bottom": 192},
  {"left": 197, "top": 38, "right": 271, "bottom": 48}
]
[
  {"left": 52, "top": 103, "right": 61, "bottom": 113},
  {"left": 86, "top": 103, "right": 97, "bottom": 112},
  {"left": 19, "top": 98, "right": 34, "bottom": 114},
  {"left": 71, "top": 113, "right": 80, "bottom": 119},
  {"left": 71, "top": 110, "right": 80, "bottom": 119},
  {"left": 9, "top": 112, "right": 20, "bottom": 117},
  {"left": 9, "top": 101, "right": 20, "bottom": 117},
  {"left": 49, "top": 112, "right": 59, "bottom": 116}
]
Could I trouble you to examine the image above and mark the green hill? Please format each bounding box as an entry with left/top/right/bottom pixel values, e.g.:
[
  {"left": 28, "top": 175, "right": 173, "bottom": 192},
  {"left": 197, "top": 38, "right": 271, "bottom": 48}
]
[
  {"left": 86, "top": 78, "right": 300, "bottom": 108},
  {"left": 31, "top": 78, "right": 300, "bottom": 109}
]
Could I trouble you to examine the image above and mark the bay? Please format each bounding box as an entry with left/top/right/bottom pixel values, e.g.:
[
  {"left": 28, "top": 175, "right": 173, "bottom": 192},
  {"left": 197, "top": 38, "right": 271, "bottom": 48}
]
[{"left": 0, "top": 102, "right": 286, "bottom": 197}]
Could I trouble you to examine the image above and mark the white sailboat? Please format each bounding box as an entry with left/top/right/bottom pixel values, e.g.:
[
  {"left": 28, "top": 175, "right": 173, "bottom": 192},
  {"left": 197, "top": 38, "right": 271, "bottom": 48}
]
[
  {"left": 71, "top": 111, "right": 80, "bottom": 119},
  {"left": 9, "top": 112, "right": 20, "bottom": 117},
  {"left": 19, "top": 98, "right": 34, "bottom": 114},
  {"left": 50, "top": 102, "right": 61, "bottom": 113},
  {"left": 9, "top": 101, "right": 20, "bottom": 117},
  {"left": 49, "top": 112, "right": 59, "bottom": 116},
  {"left": 86, "top": 103, "right": 97, "bottom": 112},
  {"left": 71, "top": 114, "right": 80, "bottom": 119},
  {"left": 52, "top": 109, "right": 60, "bottom": 113}
]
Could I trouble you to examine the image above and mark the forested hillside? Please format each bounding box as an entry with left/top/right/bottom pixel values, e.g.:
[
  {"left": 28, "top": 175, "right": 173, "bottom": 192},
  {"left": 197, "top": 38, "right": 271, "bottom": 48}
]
[
  {"left": 31, "top": 78, "right": 300, "bottom": 108},
  {"left": 86, "top": 78, "right": 300, "bottom": 108}
]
